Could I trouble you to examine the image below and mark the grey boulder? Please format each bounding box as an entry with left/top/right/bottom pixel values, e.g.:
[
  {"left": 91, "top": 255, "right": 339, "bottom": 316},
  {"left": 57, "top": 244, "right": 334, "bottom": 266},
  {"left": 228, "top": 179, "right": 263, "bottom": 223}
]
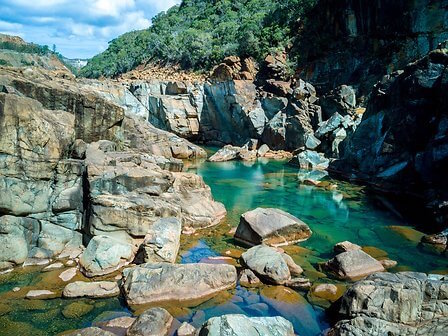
[
  {"left": 142, "top": 217, "right": 181, "bottom": 263},
  {"left": 79, "top": 235, "right": 134, "bottom": 277},
  {"left": 324, "top": 249, "right": 385, "bottom": 280},
  {"left": 127, "top": 307, "right": 173, "bottom": 336},
  {"left": 122, "top": 263, "right": 237, "bottom": 306},
  {"left": 234, "top": 208, "right": 312, "bottom": 247}
]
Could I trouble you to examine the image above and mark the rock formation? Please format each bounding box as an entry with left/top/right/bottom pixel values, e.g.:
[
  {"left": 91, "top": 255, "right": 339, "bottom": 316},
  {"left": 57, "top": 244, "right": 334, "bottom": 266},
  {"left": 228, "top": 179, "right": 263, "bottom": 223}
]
[
  {"left": 0, "top": 67, "right": 223, "bottom": 270},
  {"left": 234, "top": 208, "right": 312, "bottom": 247},
  {"left": 332, "top": 44, "right": 448, "bottom": 227},
  {"left": 329, "top": 272, "right": 448, "bottom": 335}
]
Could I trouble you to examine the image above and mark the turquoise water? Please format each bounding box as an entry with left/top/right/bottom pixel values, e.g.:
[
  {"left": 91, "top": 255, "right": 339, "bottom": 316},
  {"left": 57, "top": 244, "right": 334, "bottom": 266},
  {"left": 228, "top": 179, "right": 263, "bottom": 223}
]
[
  {"left": 189, "top": 158, "right": 448, "bottom": 274},
  {"left": 1, "top": 157, "right": 447, "bottom": 336}
]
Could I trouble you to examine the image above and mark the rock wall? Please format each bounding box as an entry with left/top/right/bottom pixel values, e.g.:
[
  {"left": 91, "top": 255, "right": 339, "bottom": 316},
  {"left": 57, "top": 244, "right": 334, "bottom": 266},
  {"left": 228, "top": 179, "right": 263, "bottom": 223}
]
[
  {"left": 332, "top": 45, "right": 448, "bottom": 228},
  {"left": 296, "top": 0, "right": 448, "bottom": 95},
  {"left": 0, "top": 67, "right": 222, "bottom": 270}
]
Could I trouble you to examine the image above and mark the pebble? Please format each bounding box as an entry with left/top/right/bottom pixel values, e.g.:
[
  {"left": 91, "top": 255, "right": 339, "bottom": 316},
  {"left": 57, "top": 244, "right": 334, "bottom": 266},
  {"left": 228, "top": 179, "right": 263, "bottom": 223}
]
[{"left": 59, "top": 267, "right": 77, "bottom": 282}]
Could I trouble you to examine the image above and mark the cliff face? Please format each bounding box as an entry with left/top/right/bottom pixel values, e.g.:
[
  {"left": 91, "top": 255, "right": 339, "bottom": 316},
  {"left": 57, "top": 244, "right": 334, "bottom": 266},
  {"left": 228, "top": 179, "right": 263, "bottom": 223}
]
[
  {"left": 331, "top": 45, "right": 448, "bottom": 229},
  {"left": 296, "top": 0, "right": 448, "bottom": 95}
]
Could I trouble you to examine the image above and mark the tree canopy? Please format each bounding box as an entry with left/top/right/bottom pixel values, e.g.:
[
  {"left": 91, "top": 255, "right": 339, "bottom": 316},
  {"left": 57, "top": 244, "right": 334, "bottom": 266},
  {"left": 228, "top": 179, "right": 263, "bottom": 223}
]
[{"left": 80, "top": 0, "right": 317, "bottom": 78}]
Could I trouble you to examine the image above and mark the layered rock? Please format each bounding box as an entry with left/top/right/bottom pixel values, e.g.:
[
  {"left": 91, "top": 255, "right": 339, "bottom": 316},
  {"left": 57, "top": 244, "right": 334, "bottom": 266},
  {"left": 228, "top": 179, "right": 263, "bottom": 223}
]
[
  {"left": 0, "top": 66, "right": 220, "bottom": 270},
  {"left": 329, "top": 272, "right": 448, "bottom": 335},
  {"left": 296, "top": 0, "right": 448, "bottom": 95},
  {"left": 234, "top": 208, "right": 312, "bottom": 247},
  {"left": 332, "top": 45, "right": 448, "bottom": 227},
  {"left": 122, "top": 263, "right": 237, "bottom": 305}
]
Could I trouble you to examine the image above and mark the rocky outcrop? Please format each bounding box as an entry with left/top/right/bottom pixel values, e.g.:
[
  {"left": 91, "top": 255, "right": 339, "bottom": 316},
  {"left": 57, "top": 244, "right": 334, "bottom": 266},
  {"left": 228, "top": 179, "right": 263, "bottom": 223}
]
[
  {"left": 122, "top": 263, "right": 237, "bottom": 306},
  {"left": 331, "top": 45, "right": 448, "bottom": 227},
  {"left": 296, "top": 0, "right": 448, "bottom": 95},
  {"left": 234, "top": 208, "right": 312, "bottom": 247},
  {"left": 329, "top": 272, "right": 448, "bottom": 335},
  {"left": 199, "top": 314, "right": 295, "bottom": 336},
  {"left": 0, "top": 66, "right": 220, "bottom": 271}
]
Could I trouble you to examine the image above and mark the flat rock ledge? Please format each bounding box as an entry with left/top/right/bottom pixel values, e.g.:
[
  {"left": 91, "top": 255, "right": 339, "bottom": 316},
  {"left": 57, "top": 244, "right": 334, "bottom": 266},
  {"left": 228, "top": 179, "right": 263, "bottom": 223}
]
[
  {"left": 63, "top": 281, "right": 120, "bottom": 298},
  {"left": 199, "top": 314, "right": 295, "bottom": 336},
  {"left": 122, "top": 262, "right": 237, "bottom": 305},
  {"left": 329, "top": 272, "right": 448, "bottom": 336},
  {"left": 234, "top": 208, "right": 312, "bottom": 247}
]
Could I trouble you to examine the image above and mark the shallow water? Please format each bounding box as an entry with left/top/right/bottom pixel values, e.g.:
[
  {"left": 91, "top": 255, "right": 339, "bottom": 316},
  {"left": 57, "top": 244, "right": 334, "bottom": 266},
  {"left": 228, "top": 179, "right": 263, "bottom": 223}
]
[{"left": 0, "top": 157, "right": 447, "bottom": 335}]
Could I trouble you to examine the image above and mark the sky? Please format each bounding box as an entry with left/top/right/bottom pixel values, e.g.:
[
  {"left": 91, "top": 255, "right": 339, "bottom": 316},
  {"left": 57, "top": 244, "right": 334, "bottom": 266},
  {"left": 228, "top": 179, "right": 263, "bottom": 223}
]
[{"left": 0, "top": 0, "right": 181, "bottom": 59}]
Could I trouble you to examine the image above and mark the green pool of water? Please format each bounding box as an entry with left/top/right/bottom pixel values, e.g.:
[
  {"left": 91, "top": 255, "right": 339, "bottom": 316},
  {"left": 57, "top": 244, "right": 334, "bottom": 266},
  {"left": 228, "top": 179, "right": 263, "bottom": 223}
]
[{"left": 1, "top": 157, "right": 447, "bottom": 336}]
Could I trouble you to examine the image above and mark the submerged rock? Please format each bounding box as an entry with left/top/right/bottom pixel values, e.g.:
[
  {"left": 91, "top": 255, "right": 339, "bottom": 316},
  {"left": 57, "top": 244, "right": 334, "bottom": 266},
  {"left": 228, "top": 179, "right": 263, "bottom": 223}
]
[
  {"left": 324, "top": 249, "right": 385, "bottom": 280},
  {"left": 122, "top": 263, "right": 237, "bottom": 306},
  {"left": 79, "top": 235, "right": 134, "bottom": 277},
  {"left": 63, "top": 281, "right": 119, "bottom": 298},
  {"left": 199, "top": 314, "right": 294, "bottom": 336},
  {"left": 64, "top": 327, "right": 116, "bottom": 336},
  {"left": 127, "top": 307, "right": 173, "bottom": 336},
  {"left": 234, "top": 208, "right": 312, "bottom": 247},
  {"left": 142, "top": 217, "right": 181, "bottom": 264},
  {"left": 25, "top": 289, "right": 56, "bottom": 299},
  {"left": 329, "top": 272, "right": 448, "bottom": 335}
]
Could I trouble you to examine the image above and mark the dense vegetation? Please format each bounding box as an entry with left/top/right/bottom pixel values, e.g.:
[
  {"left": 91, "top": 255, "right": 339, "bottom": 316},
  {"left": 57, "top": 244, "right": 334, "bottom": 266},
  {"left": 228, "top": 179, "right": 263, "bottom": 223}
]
[{"left": 80, "top": 0, "right": 317, "bottom": 78}]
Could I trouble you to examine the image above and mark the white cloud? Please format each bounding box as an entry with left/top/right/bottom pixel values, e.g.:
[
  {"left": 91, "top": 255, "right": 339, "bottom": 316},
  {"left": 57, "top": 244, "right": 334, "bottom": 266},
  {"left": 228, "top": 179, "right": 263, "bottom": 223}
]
[{"left": 0, "top": 0, "right": 181, "bottom": 58}]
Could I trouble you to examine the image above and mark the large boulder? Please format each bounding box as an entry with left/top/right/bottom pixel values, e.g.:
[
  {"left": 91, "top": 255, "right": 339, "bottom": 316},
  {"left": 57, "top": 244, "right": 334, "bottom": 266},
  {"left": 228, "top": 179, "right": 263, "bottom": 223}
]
[
  {"left": 234, "top": 208, "right": 312, "bottom": 247},
  {"left": 142, "top": 217, "right": 181, "bottom": 263},
  {"left": 79, "top": 235, "right": 134, "bottom": 277},
  {"left": 324, "top": 249, "right": 385, "bottom": 280},
  {"left": 127, "top": 307, "right": 173, "bottom": 336},
  {"left": 199, "top": 314, "right": 294, "bottom": 336},
  {"left": 240, "top": 245, "right": 303, "bottom": 285},
  {"left": 122, "top": 263, "right": 237, "bottom": 306},
  {"left": 329, "top": 272, "right": 448, "bottom": 335},
  {"left": 289, "top": 150, "right": 330, "bottom": 170}
]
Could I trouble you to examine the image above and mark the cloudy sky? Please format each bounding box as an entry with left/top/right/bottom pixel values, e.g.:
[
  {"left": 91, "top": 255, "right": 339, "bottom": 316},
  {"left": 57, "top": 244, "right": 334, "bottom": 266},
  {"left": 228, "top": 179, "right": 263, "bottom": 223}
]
[{"left": 0, "top": 0, "right": 181, "bottom": 59}]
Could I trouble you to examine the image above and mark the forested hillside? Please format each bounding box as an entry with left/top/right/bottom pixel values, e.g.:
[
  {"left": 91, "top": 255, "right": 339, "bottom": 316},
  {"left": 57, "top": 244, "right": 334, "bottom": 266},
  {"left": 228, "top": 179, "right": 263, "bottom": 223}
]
[{"left": 80, "top": 0, "right": 316, "bottom": 78}]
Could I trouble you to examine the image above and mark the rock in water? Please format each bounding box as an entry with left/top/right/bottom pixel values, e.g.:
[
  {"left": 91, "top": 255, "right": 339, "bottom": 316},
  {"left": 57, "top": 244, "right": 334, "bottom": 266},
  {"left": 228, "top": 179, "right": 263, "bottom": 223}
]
[
  {"left": 324, "top": 249, "right": 385, "bottom": 280},
  {"left": 329, "top": 272, "right": 448, "bottom": 335},
  {"left": 234, "top": 208, "right": 312, "bottom": 246},
  {"left": 199, "top": 314, "right": 295, "bottom": 336},
  {"left": 142, "top": 217, "right": 181, "bottom": 263},
  {"left": 333, "top": 241, "right": 361, "bottom": 254},
  {"left": 122, "top": 263, "right": 237, "bottom": 305},
  {"left": 127, "top": 307, "right": 173, "bottom": 336},
  {"left": 79, "top": 235, "right": 134, "bottom": 277},
  {"left": 63, "top": 281, "right": 119, "bottom": 298},
  {"left": 288, "top": 150, "right": 330, "bottom": 170},
  {"left": 241, "top": 245, "right": 302, "bottom": 285},
  {"left": 64, "top": 327, "right": 116, "bottom": 336}
]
